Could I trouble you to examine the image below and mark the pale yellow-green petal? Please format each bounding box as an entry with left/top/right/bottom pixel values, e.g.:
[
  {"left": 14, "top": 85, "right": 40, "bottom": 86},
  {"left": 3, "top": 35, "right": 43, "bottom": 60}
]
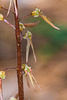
[
  {"left": 26, "top": 39, "right": 30, "bottom": 63},
  {"left": 40, "top": 14, "right": 60, "bottom": 30},
  {"left": 7, "top": 0, "right": 12, "bottom": 16},
  {"left": 13, "top": 0, "right": 18, "bottom": 17},
  {"left": 0, "top": 14, "right": 4, "bottom": 21},
  {"left": 32, "top": 11, "right": 37, "bottom": 16},
  {"left": 31, "top": 74, "right": 41, "bottom": 89},
  {"left": 19, "top": 22, "right": 25, "bottom": 31},
  {"left": 9, "top": 97, "right": 17, "bottom": 100},
  {"left": 0, "top": 71, "right": 5, "bottom": 79},
  {"left": 30, "top": 41, "right": 36, "bottom": 62},
  {"left": 28, "top": 73, "right": 35, "bottom": 89}
]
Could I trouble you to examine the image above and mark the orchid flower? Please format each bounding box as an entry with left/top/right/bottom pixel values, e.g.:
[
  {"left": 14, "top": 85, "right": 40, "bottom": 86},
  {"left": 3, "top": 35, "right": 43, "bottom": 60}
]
[
  {"left": 0, "top": 14, "right": 15, "bottom": 29},
  {"left": 0, "top": 71, "right": 6, "bottom": 100},
  {"left": 22, "top": 64, "right": 40, "bottom": 90},
  {"left": 23, "top": 31, "right": 36, "bottom": 63},
  {"left": 32, "top": 8, "right": 60, "bottom": 30},
  {"left": 19, "top": 21, "right": 40, "bottom": 40}
]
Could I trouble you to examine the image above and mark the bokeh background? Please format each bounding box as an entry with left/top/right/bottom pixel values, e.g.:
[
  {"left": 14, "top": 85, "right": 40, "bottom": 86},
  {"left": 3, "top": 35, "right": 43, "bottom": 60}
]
[{"left": 0, "top": 0, "right": 67, "bottom": 100}]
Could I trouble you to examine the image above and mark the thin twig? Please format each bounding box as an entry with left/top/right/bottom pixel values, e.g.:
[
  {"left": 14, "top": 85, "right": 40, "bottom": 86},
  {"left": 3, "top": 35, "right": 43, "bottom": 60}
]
[
  {"left": 19, "top": 14, "right": 31, "bottom": 20},
  {"left": 4, "top": 67, "right": 16, "bottom": 71},
  {"left": 0, "top": 5, "right": 15, "bottom": 14},
  {"left": 4, "top": 19, "right": 15, "bottom": 29},
  {"left": 3, "top": 67, "right": 25, "bottom": 75}
]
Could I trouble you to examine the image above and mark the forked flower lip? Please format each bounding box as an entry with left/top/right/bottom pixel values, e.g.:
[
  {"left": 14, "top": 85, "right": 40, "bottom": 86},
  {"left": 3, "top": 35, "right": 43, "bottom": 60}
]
[{"left": 31, "top": 8, "right": 60, "bottom": 30}]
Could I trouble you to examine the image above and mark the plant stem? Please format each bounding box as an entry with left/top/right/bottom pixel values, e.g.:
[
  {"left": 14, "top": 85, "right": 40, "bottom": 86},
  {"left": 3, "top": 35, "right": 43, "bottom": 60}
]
[
  {"left": 19, "top": 13, "right": 31, "bottom": 20},
  {"left": 14, "top": 0, "right": 24, "bottom": 100},
  {"left": 0, "top": 78, "right": 3, "bottom": 100},
  {"left": 0, "top": 5, "right": 15, "bottom": 14}
]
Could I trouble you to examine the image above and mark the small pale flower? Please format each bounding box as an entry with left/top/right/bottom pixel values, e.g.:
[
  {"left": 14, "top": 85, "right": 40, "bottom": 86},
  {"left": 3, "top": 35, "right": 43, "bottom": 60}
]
[
  {"left": 0, "top": 71, "right": 5, "bottom": 79},
  {"left": 19, "top": 22, "right": 25, "bottom": 31},
  {"left": 9, "top": 97, "right": 17, "bottom": 100},
  {"left": 22, "top": 64, "right": 40, "bottom": 90},
  {"left": 0, "top": 14, "right": 4, "bottom": 21},
  {"left": 32, "top": 8, "right": 60, "bottom": 30},
  {"left": 22, "top": 64, "right": 32, "bottom": 75},
  {"left": 32, "top": 8, "right": 41, "bottom": 17},
  {"left": 23, "top": 31, "right": 36, "bottom": 63},
  {"left": 23, "top": 31, "right": 32, "bottom": 40}
]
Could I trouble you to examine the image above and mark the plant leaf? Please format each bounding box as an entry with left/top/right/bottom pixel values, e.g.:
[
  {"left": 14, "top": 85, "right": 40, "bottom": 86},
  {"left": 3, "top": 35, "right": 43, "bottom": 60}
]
[{"left": 40, "top": 14, "right": 60, "bottom": 30}]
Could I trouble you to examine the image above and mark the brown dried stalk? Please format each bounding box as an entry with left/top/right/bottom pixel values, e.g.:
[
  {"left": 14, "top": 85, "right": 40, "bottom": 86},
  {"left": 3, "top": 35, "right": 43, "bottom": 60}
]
[{"left": 14, "top": 0, "right": 24, "bottom": 100}]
